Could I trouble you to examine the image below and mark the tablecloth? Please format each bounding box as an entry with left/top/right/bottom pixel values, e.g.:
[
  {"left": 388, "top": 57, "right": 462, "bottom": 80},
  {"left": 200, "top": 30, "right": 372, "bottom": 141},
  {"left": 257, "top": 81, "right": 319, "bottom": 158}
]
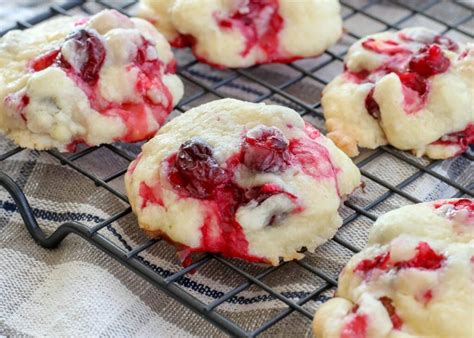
[{"left": 1, "top": 0, "right": 473, "bottom": 337}]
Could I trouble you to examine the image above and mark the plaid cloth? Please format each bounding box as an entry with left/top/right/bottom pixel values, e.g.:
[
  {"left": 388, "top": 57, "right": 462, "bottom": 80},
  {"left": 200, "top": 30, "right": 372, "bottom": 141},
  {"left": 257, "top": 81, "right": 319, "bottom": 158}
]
[{"left": 0, "top": 1, "right": 473, "bottom": 337}]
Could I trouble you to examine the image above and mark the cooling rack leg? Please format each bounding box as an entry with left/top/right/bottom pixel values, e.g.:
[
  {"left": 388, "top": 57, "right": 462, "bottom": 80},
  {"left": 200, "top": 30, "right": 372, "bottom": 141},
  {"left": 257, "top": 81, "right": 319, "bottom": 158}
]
[
  {"left": 0, "top": 170, "right": 91, "bottom": 248},
  {"left": 0, "top": 171, "right": 245, "bottom": 336}
]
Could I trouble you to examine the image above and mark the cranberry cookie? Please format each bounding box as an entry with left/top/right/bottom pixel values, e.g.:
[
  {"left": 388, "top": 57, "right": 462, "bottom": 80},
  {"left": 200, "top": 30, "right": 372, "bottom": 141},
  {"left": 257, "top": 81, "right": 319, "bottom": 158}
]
[
  {"left": 313, "top": 199, "right": 474, "bottom": 338},
  {"left": 125, "top": 99, "right": 361, "bottom": 265},
  {"left": 0, "top": 10, "right": 183, "bottom": 151},
  {"left": 323, "top": 27, "right": 473, "bottom": 159},
  {"left": 139, "top": 0, "right": 342, "bottom": 68}
]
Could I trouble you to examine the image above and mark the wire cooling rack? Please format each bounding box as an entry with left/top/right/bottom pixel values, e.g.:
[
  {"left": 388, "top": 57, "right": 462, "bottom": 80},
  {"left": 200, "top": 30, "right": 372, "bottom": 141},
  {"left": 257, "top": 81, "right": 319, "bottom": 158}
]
[{"left": 0, "top": 0, "right": 473, "bottom": 336}]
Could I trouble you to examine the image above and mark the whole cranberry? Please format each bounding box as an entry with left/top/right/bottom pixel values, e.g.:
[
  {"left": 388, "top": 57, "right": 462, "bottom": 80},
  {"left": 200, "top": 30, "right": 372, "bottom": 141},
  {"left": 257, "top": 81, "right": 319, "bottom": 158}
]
[
  {"left": 170, "top": 139, "right": 227, "bottom": 199},
  {"left": 63, "top": 29, "right": 106, "bottom": 84},
  {"left": 243, "top": 126, "right": 292, "bottom": 172}
]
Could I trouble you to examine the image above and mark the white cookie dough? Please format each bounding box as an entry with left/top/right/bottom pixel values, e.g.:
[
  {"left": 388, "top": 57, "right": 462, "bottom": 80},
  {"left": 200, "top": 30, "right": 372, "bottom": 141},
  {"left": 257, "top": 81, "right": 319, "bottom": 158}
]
[
  {"left": 0, "top": 9, "right": 183, "bottom": 151},
  {"left": 323, "top": 27, "right": 473, "bottom": 159},
  {"left": 125, "top": 98, "right": 361, "bottom": 265},
  {"left": 313, "top": 198, "right": 474, "bottom": 338},
  {"left": 139, "top": 0, "right": 342, "bottom": 68}
]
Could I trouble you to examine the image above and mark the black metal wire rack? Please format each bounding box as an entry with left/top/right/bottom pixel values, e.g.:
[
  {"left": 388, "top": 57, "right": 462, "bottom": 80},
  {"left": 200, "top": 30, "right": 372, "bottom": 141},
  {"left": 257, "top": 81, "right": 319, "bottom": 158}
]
[{"left": 0, "top": 0, "right": 473, "bottom": 336}]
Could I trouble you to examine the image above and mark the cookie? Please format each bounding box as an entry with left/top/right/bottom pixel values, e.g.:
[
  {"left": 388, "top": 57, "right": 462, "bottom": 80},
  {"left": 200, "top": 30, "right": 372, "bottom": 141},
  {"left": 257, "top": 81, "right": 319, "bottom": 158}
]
[
  {"left": 313, "top": 198, "right": 474, "bottom": 338},
  {"left": 125, "top": 98, "right": 361, "bottom": 265},
  {"left": 0, "top": 9, "right": 183, "bottom": 151},
  {"left": 322, "top": 27, "right": 473, "bottom": 159},
  {"left": 139, "top": 0, "right": 343, "bottom": 68}
]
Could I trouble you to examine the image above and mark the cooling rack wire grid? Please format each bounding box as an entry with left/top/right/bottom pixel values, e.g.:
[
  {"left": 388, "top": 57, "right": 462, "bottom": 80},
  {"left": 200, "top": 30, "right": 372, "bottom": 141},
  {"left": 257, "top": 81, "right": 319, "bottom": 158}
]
[{"left": 0, "top": 0, "right": 472, "bottom": 336}]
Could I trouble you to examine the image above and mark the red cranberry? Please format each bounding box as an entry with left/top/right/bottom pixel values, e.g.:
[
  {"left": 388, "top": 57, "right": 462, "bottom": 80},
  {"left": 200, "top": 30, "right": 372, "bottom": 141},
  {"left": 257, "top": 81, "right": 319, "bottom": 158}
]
[
  {"left": 169, "top": 139, "right": 227, "bottom": 199},
  {"left": 21, "top": 95, "right": 29, "bottom": 106},
  {"left": 431, "top": 125, "right": 474, "bottom": 156},
  {"left": 170, "top": 34, "right": 195, "bottom": 48},
  {"left": 243, "top": 183, "right": 284, "bottom": 204},
  {"left": 29, "top": 49, "right": 60, "bottom": 72},
  {"left": 63, "top": 29, "right": 106, "bottom": 84},
  {"left": 409, "top": 44, "right": 450, "bottom": 78},
  {"left": 398, "top": 72, "right": 427, "bottom": 96},
  {"left": 434, "top": 198, "right": 473, "bottom": 210},
  {"left": 354, "top": 252, "right": 391, "bottom": 274},
  {"left": 380, "top": 297, "right": 403, "bottom": 329},
  {"left": 243, "top": 126, "right": 292, "bottom": 172},
  {"left": 355, "top": 242, "right": 444, "bottom": 277},
  {"left": 394, "top": 241, "right": 445, "bottom": 270},
  {"left": 365, "top": 88, "right": 381, "bottom": 119},
  {"left": 459, "top": 125, "right": 474, "bottom": 148}
]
